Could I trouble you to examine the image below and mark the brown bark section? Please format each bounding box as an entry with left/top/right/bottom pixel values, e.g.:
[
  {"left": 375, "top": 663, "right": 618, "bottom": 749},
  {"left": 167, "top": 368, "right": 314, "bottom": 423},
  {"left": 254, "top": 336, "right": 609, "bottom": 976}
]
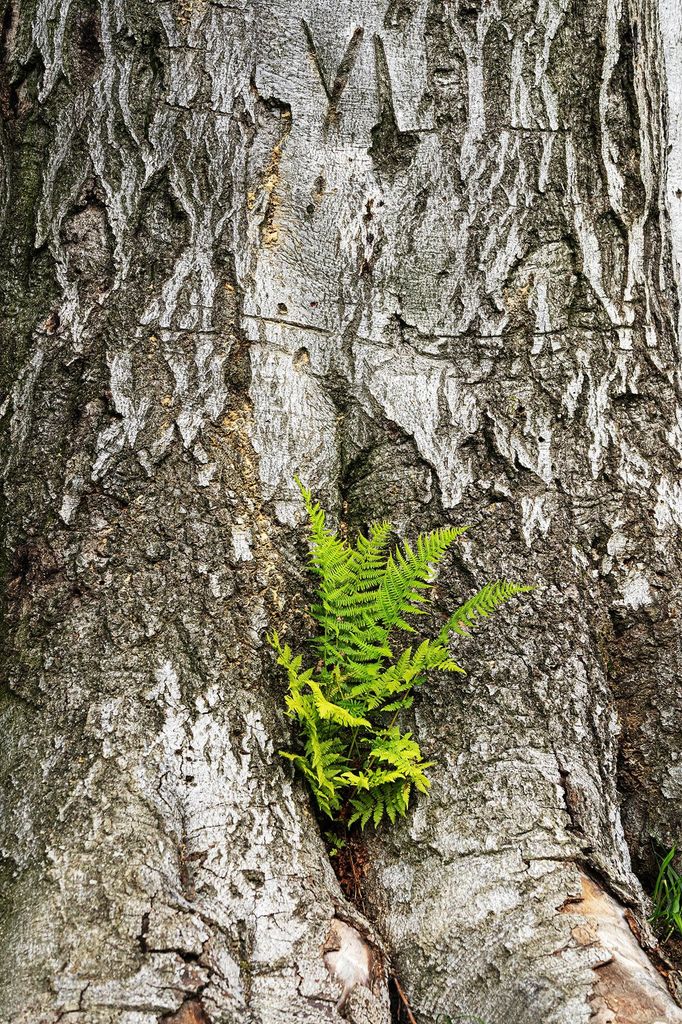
[{"left": 561, "top": 874, "right": 682, "bottom": 1023}]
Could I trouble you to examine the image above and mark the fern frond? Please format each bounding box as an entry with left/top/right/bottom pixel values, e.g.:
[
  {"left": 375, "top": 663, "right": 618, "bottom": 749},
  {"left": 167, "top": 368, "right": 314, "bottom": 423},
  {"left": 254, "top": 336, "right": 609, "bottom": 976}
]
[
  {"left": 376, "top": 526, "right": 469, "bottom": 629},
  {"left": 438, "top": 580, "right": 533, "bottom": 643},
  {"left": 368, "top": 728, "right": 434, "bottom": 787},
  {"left": 379, "top": 696, "right": 414, "bottom": 713},
  {"left": 348, "top": 521, "right": 394, "bottom": 591},
  {"left": 348, "top": 790, "right": 376, "bottom": 829},
  {"left": 295, "top": 476, "right": 352, "bottom": 583},
  {"left": 347, "top": 773, "right": 424, "bottom": 829},
  {"left": 270, "top": 484, "right": 532, "bottom": 831},
  {"left": 306, "top": 679, "right": 371, "bottom": 728},
  {"left": 338, "top": 770, "right": 371, "bottom": 789}
]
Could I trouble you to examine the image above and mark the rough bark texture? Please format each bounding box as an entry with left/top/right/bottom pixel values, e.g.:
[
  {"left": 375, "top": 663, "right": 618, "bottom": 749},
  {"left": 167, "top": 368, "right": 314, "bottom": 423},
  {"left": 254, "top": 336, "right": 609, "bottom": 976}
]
[{"left": 1, "top": 1, "right": 681, "bottom": 1022}]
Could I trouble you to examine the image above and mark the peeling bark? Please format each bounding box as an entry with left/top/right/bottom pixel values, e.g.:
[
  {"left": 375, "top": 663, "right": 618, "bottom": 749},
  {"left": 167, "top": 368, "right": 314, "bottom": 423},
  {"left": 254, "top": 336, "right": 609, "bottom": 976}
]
[
  {"left": 0, "top": 1, "right": 681, "bottom": 1022},
  {"left": 562, "top": 873, "right": 682, "bottom": 1024}
]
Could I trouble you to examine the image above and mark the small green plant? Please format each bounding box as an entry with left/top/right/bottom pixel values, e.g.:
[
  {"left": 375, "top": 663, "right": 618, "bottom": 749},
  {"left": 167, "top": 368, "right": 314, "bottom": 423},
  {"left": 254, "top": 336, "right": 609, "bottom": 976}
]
[
  {"left": 324, "top": 831, "right": 347, "bottom": 858},
  {"left": 651, "top": 846, "right": 682, "bottom": 939},
  {"left": 268, "top": 479, "right": 532, "bottom": 829}
]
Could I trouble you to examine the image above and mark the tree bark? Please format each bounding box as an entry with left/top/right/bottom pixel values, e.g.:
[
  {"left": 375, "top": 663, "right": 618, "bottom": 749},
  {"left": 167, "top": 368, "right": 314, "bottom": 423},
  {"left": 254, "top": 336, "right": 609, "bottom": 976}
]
[{"left": 1, "top": 1, "right": 681, "bottom": 1022}]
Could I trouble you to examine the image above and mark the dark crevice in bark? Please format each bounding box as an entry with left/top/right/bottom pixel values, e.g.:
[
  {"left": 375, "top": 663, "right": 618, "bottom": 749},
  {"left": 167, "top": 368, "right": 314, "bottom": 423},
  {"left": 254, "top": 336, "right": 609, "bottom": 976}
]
[
  {"left": 388, "top": 974, "right": 418, "bottom": 1024},
  {"left": 138, "top": 910, "right": 151, "bottom": 953},
  {"left": 0, "top": 0, "right": 18, "bottom": 68},
  {"left": 67, "top": 2, "right": 104, "bottom": 83},
  {"left": 330, "top": 829, "right": 370, "bottom": 913},
  {"left": 369, "top": 36, "right": 418, "bottom": 180}
]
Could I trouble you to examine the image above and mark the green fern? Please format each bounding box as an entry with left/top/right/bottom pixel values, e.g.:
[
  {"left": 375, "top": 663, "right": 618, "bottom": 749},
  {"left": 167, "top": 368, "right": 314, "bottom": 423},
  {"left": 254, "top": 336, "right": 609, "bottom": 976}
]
[{"left": 268, "top": 479, "right": 533, "bottom": 829}]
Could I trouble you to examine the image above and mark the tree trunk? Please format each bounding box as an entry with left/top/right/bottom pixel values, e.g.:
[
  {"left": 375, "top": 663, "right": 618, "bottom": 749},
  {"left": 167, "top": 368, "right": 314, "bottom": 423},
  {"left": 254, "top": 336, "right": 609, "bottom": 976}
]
[{"left": 1, "top": 1, "right": 681, "bottom": 1022}]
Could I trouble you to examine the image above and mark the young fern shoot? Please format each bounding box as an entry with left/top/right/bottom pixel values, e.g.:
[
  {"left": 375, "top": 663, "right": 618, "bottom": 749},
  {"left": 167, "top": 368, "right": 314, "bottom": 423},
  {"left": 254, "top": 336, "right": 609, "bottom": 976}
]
[{"left": 268, "top": 479, "right": 532, "bottom": 829}]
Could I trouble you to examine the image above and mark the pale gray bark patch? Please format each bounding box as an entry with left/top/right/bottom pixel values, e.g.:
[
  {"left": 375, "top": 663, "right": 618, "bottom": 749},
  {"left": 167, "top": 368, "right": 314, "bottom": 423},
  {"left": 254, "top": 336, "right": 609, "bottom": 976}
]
[{"left": 0, "top": 0, "right": 681, "bottom": 1022}]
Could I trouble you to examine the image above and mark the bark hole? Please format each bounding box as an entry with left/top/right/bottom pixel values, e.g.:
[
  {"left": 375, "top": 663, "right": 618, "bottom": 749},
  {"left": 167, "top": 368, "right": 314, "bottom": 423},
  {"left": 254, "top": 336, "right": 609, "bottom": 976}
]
[
  {"left": 61, "top": 194, "right": 114, "bottom": 293},
  {"left": 70, "top": 5, "right": 104, "bottom": 80},
  {"left": 293, "top": 346, "right": 309, "bottom": 368}
]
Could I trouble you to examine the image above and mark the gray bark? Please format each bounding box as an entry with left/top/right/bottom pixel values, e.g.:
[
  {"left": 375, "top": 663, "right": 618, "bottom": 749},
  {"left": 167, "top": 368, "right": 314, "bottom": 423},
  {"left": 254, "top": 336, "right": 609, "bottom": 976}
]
[{"left": 1, "top": 1, "right": 681, "bottom": 1022}]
